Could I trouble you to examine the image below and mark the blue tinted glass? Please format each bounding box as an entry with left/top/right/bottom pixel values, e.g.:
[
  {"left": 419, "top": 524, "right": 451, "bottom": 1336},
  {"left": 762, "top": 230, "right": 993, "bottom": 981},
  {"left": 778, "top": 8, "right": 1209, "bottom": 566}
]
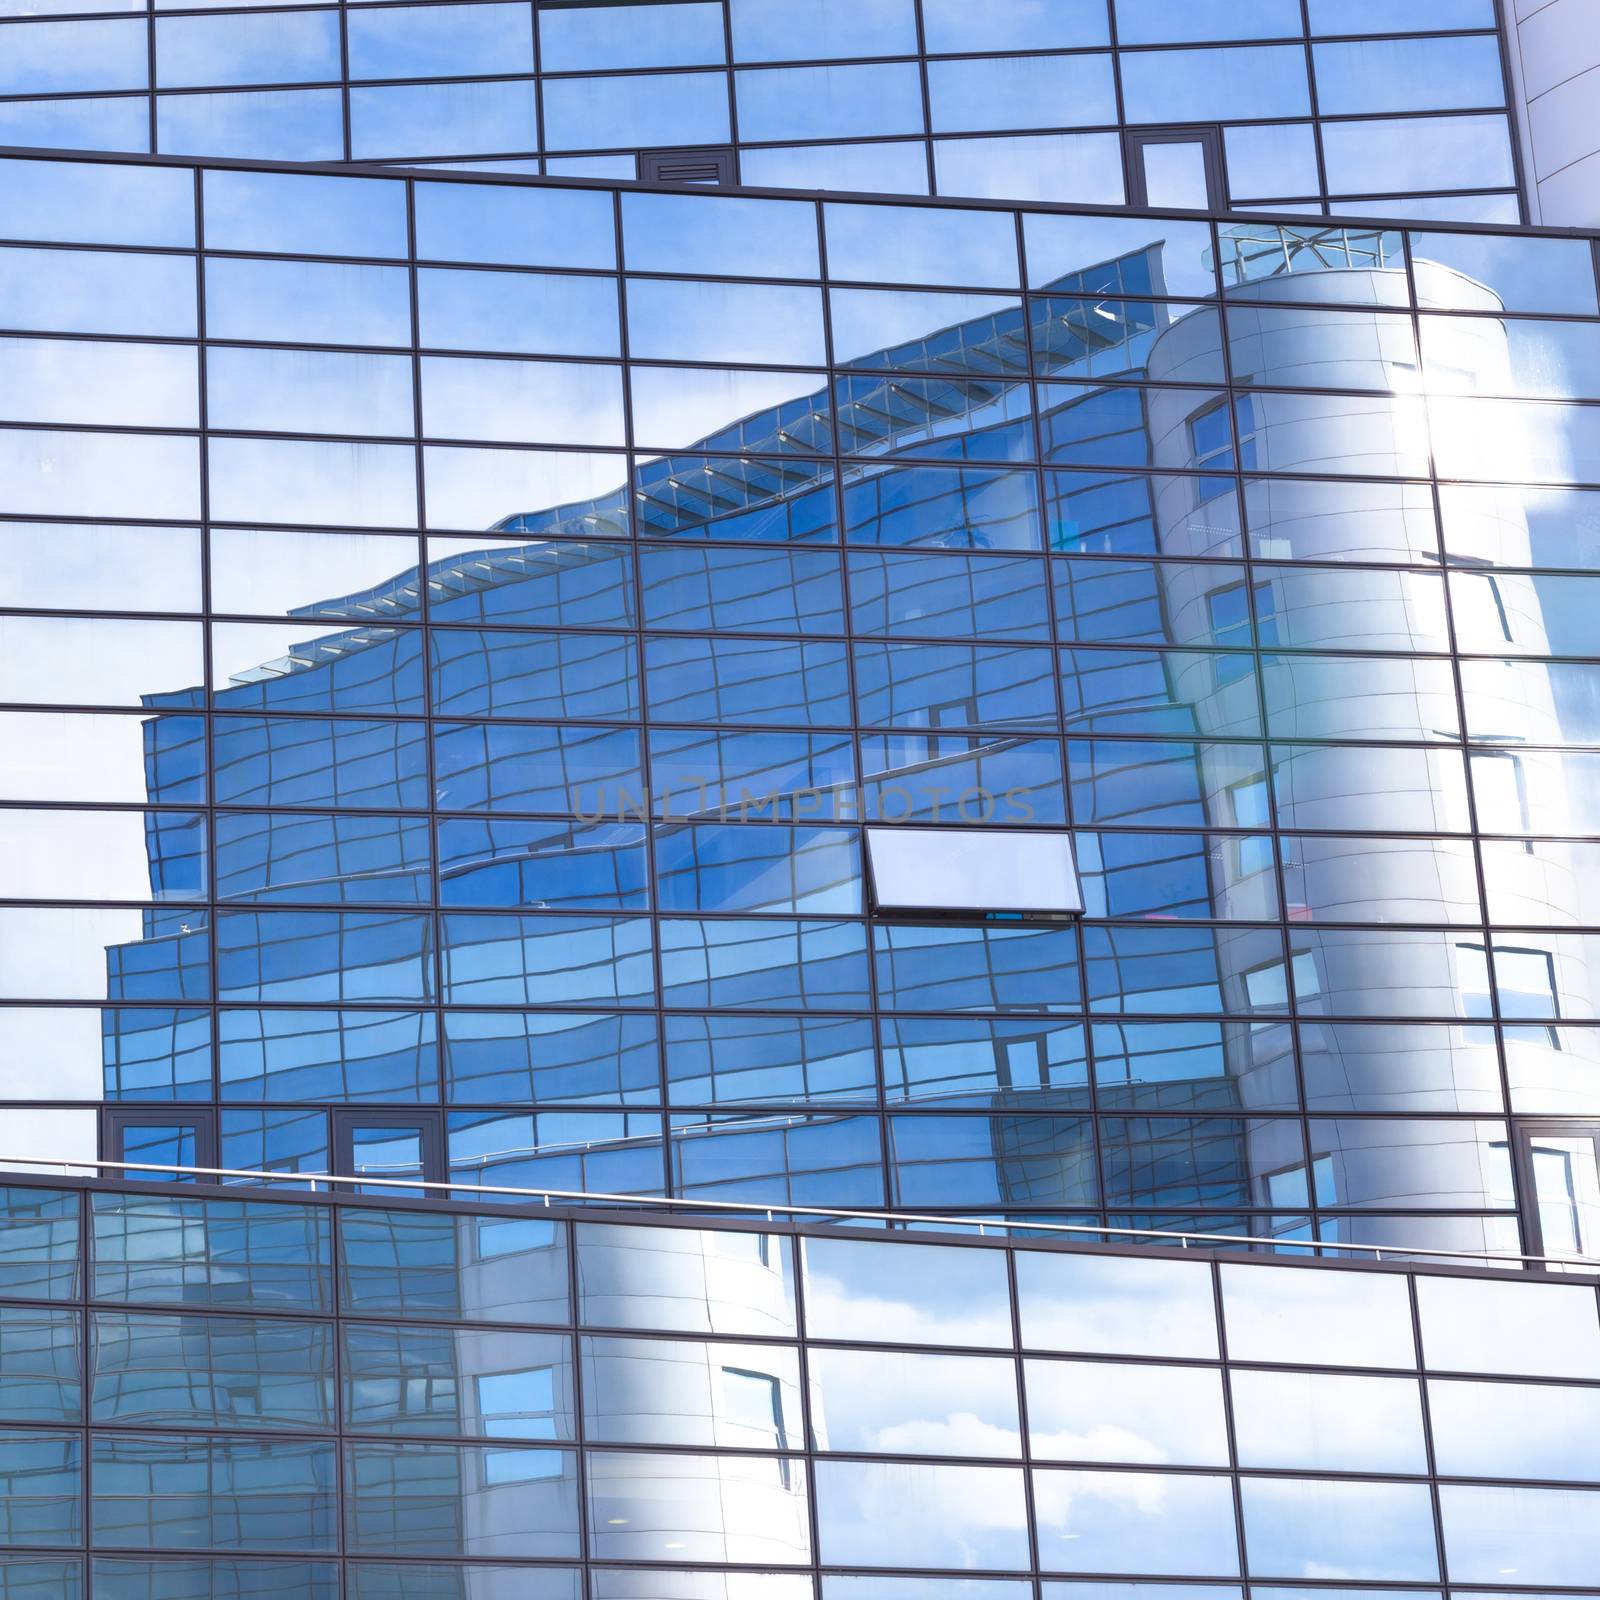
[
  {"left": 640, "top": 545, "right": 844, "bottom": 633},
  {"left": 860, "top": 732, "right": 1065, "bottom": 824},
  {"left": 91, "top": 1433, "right": 337, "bottom": 1551},
  {"left": 434, "top": 721, "right": 643, "bottom": 817},
  {"left": 875, "top": 923, "right": 1082, "bottom": 1011},
  {"left": 349, "top": 81, "right": 539, "bottom": 162},
  {"left": 0, "top": 157, "right": 193, "bottom": 247},
  {"left": 1121, "top": 46, "right": 1310, "bottom": 122},
  {"left": 540, "top": 1, "right": 724, "bottom": 69},
  {"left": 848, "top": 551, "right": 1051, "bottom": 640},
  {"left": 438, "top": 818, "right": 649, "bottom": 910},
  {"left": 929, "top": 54, "right": 1114, "bottom": 134},
  {"left": 654, "top": 823, "right": 862, "bottom": 914},
  {"left": 90, "top": 1193, "right": 332, "bottom": 1311},
  {"left": 1060, "top": 647, "right": 1262, "bottom": 737},
  {"left": 430, "top": 630, "right": 638, "bottom": 721},
  {"left": 219, "top": 1009, "right": 438, "bottom": 1103},
  {"left": 731, "top": 0, "right": 916, "bottom": 61},
  {"left": 1313, "top": 36, "right": 1504, "bottom": 114},
  {"left": 212, "top": 717, "right": 429, "bottom": 811},
  {"left": 348, "top": 2, "right": 533, "bottom": 77},
  {"left": 0, "top": 1432, "right": 79, "bottom": 1545},
  {"left": 544, "top": 71, "right": 729, "bottom": 149},
  {"left": 0, "top": 1307, "right": 79, "bottom": 1424},
  {"left": 89, "top": 1309, "right": 331, "bottom": 1430},
  {"left": 660, "top": 917, "right": 871, "bottom": 1009},
  {"left": 664, "top": 1012, "right": 876, "bottom": 1103},
  {"left": 843, "top": 464, "right": 1041, "bottom": 551},
  {"left": 214, "top": 812, "right": 431, "bottom": 905},
  {"left": 923, "top": 0, "right": 1107, "bottom": 49},
  {"left": 0, "top": 1189, "right": 79, "bottom": 1300},
  {"left": 103, "top": 1007, "right": 212, "bottom": 1102},
  {"left": 882, "top": 1016, "right": 1089, "bottom": 1106},
  {"left": 889, "top": 1112, "right": 1096, "bottom": 1207},
  {"left": 430, "top": 541, "right": 633, "bottom": 629},
  {"left": 156, "top": 11, "right": 339, "bottom": 85},
  {"left": 218, "top": 1109, "right": 330, "bottom": 1182},
  {"left": 621, "top": 192, "right": 820, "bottom": 279},
  {"left": 414, "top": 181, "right": 616, "bottom": 269},
  {"left": 441, "top": 914, "right": 654, "bottom": 1006},
  {"left": 215, "top": 909, "right": 435, "bottom": 1004},
  {"left": 443, "top": 1011, "right": 660, "bottom": 1105},
  {"left": 202, "top": 169, "right": 407, "bottom": 256},
  {"left": 736, "top": 63, "right": 925, "bottom": 141},
  {"left": 1, "top": 17, "right": 145, "bottom": 92},
  {"left": 672, "top": 1111, "right": 885, "bottom": 1205},
  {"left": 450, "top": 1110, "right": 663, "bottom": 1194},
  {"left": 645, "top": 637, "right": 851, "bottom": 726},
  {"left": 161, "top": 91, "right": 345, "bottom": 162},
  {"left": 649, "top": 728, "right": 856, "bottom": 820},
  {"left": 854, "top": 640, "right": 1058, "bottom": 731},
  {"left": 1085, "top": 924, "right": 1286, "bottom": 1014},
  {"left": 633, "top": 458, "right": 836, "bottom": 545}
]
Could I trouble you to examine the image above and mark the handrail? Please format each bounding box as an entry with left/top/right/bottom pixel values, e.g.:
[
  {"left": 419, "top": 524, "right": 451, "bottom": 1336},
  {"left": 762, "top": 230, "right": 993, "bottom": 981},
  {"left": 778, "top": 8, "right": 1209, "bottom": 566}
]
[{"left": 3, "top": 1155, "right": 1591, "bottom": 1273}]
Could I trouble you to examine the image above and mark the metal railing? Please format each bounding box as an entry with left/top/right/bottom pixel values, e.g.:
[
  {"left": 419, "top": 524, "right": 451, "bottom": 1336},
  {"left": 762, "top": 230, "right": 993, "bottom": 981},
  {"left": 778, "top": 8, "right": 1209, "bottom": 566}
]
[{"left": 4, "top": 1154, "right": 1592, "bottom": 1273}]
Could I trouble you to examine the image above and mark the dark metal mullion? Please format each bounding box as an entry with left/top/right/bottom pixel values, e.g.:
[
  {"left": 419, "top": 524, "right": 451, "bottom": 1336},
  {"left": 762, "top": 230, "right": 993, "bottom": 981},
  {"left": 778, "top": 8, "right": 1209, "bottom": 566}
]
[
  {"left": 1211, "top": 1258, "right": 1251, "bottom": 1587},
  {"left": 611, "top": 185, "right": 673, "bottom": 1203},
  {"left": 910, "top": 0, "right": 936, "bottom": 195},
  {"left": 1405, "top": 224, "right": 1522, "bottom": 1253},
  {"left": 400, "top": 173, "right": 447, "bottom": 1182},
  {"left": 1210, "top": 217, "right": 1306, "bottom": 1241},
  {"left": 1019, "top": 202, "right": 1104, "bottom": 1232},
  {"left": 1297, "top": 0, "right": 1333, "bottom": 215},
  {"left": 814, "top": 195, "right": 891, "bottom": 1216}
]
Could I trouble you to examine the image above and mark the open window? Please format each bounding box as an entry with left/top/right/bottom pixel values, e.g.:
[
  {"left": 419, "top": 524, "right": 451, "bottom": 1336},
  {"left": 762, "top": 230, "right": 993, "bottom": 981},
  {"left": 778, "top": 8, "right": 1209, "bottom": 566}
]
[
  {"left": 1127, "top": 127, "right": 1225, "bottom": 211},
  {"left": 864, "top": 826, "right": 1083, "bottom": 919}
]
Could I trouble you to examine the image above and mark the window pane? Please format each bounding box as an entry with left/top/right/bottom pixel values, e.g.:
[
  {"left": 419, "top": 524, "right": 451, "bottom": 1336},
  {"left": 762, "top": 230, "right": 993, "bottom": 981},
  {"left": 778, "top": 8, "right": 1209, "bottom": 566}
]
[
  {"left": 1313, "top": 36, "right": 1504, "bottom": 114},
  {"left": 1241, "top": 1478, "right": 1438, "bottom": 1581},
  {"left": 1033, "top": 1469, "right": 1240, "bottom": 1576},
  {"left": 1121, "top": 46, "right": 1309, "bottom": 122},
  {"left": 736, "top": 63, "right": 923, "bottom": 142},
  {"left": 1026, "top": 1359, "right": 1227, "bottom": 1464},
  {"left": 815, "top": 1460, "right": 1028, "bottom": 1570},
  {"left": 811, "top": 1347, "right": 1020, "bottom": 1456},
  {"left": 1231, "top": 1371, "right": 1427, "bottom": 1472},
  {"left": 1015, "top": 1250, "right": 1218, "bottom": 1357},
  {"left": 803, "top": 1236, "right": 1012, "bottom": 1346},
  {"left": 1439, "top": 1484, "right": 1600, "bottom": 1588},
  {"left": 1221, "top": 1263, "right": 1416, "bottom": 1367},
  {"left": 1415, "top": 1274, "right": 1600, "bottom": 1378}
]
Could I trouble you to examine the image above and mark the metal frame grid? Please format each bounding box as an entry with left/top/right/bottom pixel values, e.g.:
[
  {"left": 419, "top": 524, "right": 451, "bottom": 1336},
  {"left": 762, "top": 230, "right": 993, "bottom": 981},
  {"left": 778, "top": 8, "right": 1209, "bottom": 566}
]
[
  {"left": 0, "top": 0, "right": 1527, "bottom": 222},
  {"left": 2, "top": 151, "right": 1600, "bottom": 1256},
  {"left": 0, "top": 1172, "right": 1597, "bottom": 1594}
]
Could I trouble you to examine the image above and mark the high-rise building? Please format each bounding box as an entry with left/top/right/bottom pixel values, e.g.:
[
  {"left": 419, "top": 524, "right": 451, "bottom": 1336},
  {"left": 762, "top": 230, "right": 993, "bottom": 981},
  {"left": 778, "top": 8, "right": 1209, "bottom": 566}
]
[{"left": 2, "top": 3, "right": 1600, "bottom": 1596}]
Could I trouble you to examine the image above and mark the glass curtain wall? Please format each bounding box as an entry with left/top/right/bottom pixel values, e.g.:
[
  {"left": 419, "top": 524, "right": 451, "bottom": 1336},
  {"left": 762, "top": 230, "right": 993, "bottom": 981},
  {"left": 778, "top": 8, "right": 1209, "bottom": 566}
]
[
  {"left": 3, "top": 154, "right": 1600, "bottom": 1256},
  {"left": 0, "top": 1181, "right": 1599, "bottom": 1595},
  {"left": 0, "top": 0, "right": 1521, "bottom": 221}
]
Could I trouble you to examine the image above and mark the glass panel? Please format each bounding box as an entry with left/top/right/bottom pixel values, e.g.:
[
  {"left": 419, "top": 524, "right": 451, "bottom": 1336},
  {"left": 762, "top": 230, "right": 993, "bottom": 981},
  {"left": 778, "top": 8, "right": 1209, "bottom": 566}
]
[
  {"left": 803, "top": 1236, "right": 1012, "bottom": 1346},
  {"left": 1411, "top": 232, "right": 1599, "bottom": 315},
  {"left": 1121, "top": 46, "right": 1309, "bottom": 122},
  {"left": 344, "top": 1324, "right": 572, "bottom": 1439},
  {"left": 730, "top": 0, "right": 916, "bottom": 61},
  {"left": 1221, "top": 1263, "right": 1416, "bottom": 1367},
  {"left": 582, "top": 1335, "right": 799, "bottom": 1449},
  {"left": 1241, "top": 1478, "right": 1439, "bottom": 1581},
  {"left": 90, "top": 1311, "right": 332, "bottom": 1430},
  {"left": 814, "top": 1460, "right": 1028, "bottom": 1570},
  {"left": 1313, "top": 36, "right": 1504, "bottom": 114},
  {"left": 735, "top": 63, "right": 923, "bottom": 142},
  {"left": 1415, "top": 1274, "right": 1600, "bottom": 1377},
  {"left": 1430, "top": 1376, "right": 1600, "bottom": 1480},
  {"left": 91, "top": 1433, "right": 337, "bottom": 1551},
  {"left": 810, "top": 1347, "right": 1020, "bottom": 1456},
  {"left": 1032, "top": 1469, "right": 1240, "bottom": 1576},
  {"left": 156, "top": 10, "right": 340, "bottom": 85},
  {"left": 1439, "top": 1484, "right": 1600, "bottom": 1587},
  {"left": 576, "top": 1223, "right": 795, "bottom": 1336},
  {"left": 927, "top": 54, "right": 1116, "bottom": 134},
  {"left": 1231, "top": 1371, "right": 1427, "bottom": 1472},
  {"left": 1026, "top": 1359, "right": 1227, "bottom": 1464},
  {"left": 1016, "top": 1250, "right": 1218, "bottom": 1357},
  {"left": 203, "top": 169, "right": 406, "bottom": 256},
  {"left": 825, "top": 203, "right": 1019, "bottom": 289},
  {"left": 1142, "top": 142, "right": 1212, "bottom": 210},
  {"left": 540, "top": 2, "right": 724, "bottom": 70},
  {"left": 346, "top": 1440, "right": 579, "bottom": 1558},
  {"left": 544, "top": 70, "right": 729, "bottom": 149}
]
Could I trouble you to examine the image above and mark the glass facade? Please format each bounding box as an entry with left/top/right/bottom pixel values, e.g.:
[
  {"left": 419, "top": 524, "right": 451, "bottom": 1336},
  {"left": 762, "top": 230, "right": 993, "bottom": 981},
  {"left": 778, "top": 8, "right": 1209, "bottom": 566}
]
[
  {"left": 4, "top": 150, "right": 1600, "bottom": 1260},
  {"left": 0, "top": 1179, "right": 1597, "bottom": 1595},
  {"left": 0, "top": 0, "right": 1522, "bottom": 219}
]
